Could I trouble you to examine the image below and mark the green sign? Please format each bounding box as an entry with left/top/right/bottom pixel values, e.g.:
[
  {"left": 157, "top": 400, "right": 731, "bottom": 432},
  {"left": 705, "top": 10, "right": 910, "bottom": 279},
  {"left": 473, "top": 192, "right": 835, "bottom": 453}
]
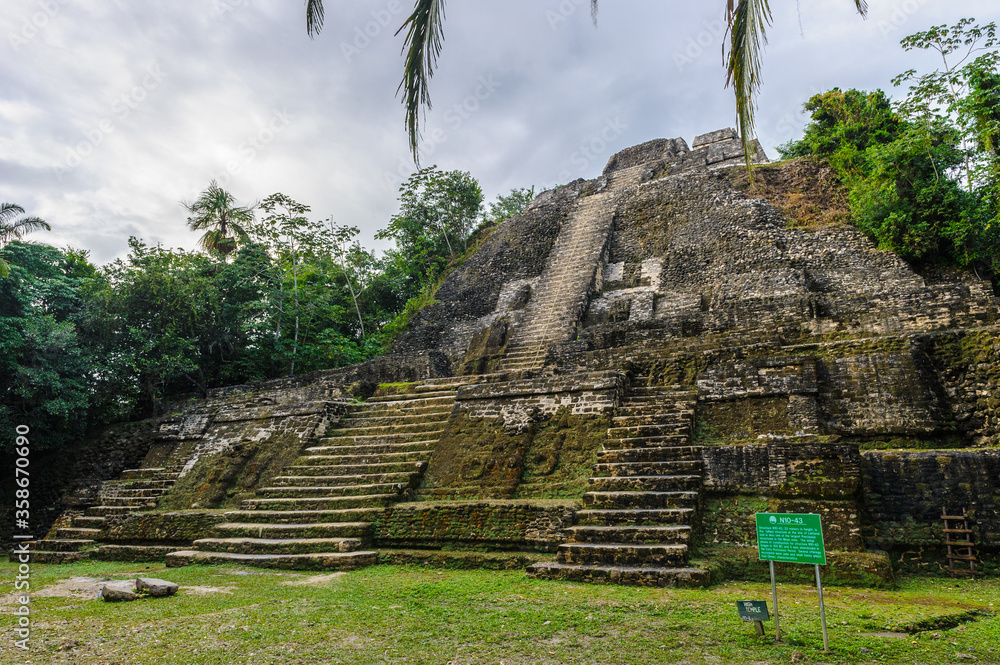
[
  {"left": 755, "top": 513, "right": 827, "bottom": 565},
  {"left": 736, "top": 600, "right": 770, "bottom": 622}
]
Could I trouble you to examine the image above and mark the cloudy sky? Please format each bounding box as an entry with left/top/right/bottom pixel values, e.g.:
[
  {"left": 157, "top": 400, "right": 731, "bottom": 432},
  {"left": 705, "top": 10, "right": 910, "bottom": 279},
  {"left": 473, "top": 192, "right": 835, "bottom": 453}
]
[{"left": 1, "top": 0, "right": 993, "bottom": 265}]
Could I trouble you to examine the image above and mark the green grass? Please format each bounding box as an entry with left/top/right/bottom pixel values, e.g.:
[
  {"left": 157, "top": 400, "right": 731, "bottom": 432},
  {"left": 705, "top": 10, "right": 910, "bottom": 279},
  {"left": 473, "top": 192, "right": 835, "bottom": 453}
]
[{"left": 1, "top": 561, "right": 998, "bottom": 664}]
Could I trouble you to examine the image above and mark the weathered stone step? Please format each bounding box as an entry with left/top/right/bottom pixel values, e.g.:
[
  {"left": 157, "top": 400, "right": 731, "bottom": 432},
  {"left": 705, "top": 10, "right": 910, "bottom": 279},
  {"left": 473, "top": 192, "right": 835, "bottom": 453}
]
[
  {"left": 626, "top": 387, "right": 693, "bottom": 398},
  {"left": 367, "top": 390, "right": 457, "bottom": 402},
  {"left": 566, "top": 525, "right": 690, "bottom": 544},
  {"left": 558, "top": 543, "right": 688, "bottom": 566},
  {"left": 304, "top": 441, "right": 436, "bottom": 456},
  {"left": 95, "top": 545, "right": 180, "bottom": 562},
  {"left": 272, "top": 472, "right": 415, "bottom": 487},
  {"left": 283, "top": 461, "right": 426, "bottom": 476},
  {"left": 115, "top": 479, "right": 175, "bottom": 490},
  {"left": 9, "top": 549, "right": 90, "bottom": 564},
  {"left": 193, "top": 537, "right": 364, "bottom": 555},
  {"left": 54, "top": 527, "right": 102, "bottom": 539},
  {"left": 355, "top": 397, "right": 456, "bottom": 413},
  {"left": 593, "top": 461, "right": 702, "bottom": 477},
  {"left": 120, "top": 468, "right": 181, "bottom": 481},
  {"left": 71, "top": 516, "right": 107, "bottom": 528},
  {"left": 166, "top": 549, "right": 377, "bottom": 571},
  {"left": 107, "top": 488, "right": 170, "bottom": 498},
  {"left": 587, "top": 475, "right": 702, "bottom": 493},
  {"left": 582, "top": 491, "right": 698, "bottom": 509},
  {"left": 607, "top": 424, "right": 690, "bottom": 439},
  {"left": 94, "top": 499, "right": 157, "bottom": 509},
  {"left": 340, "top": 411, "right": 453, "bottom": 427},
  {"left": 318, "top": 432, "right": 439, "bottom": 445},
  {"left": 223, "top": 508, "right": 382, "bottom": 524},
  {"left": 526, "top": 562, "right": 709, "bottom": 588},
  {"left": 603, "top": 435, "right": 692, "bottom": 449},
  {"left": 15, "top": 539, "right": 95, "bottom": 552},
  {"left": 611, "top": 413, "right": 693, "bottom": 426},
  {"left": 575, "top": 508, "right": 695, "bottom": 526},
  {"left": 85, "top": 505, "right": 138, "bottom": 517},
  {"left": 598, "top": 447, "right": 702, "bottom": 463},
  {"left": 214, "top": 522, "right": 371, "bottom": 539},
  {"left": 256, "top": 483, "right": 406, "bottom": 499},
  {"left": 326, "top": 422, "right": 447, "bottom": 438},
  {"left": 296, "top": 452, "right": 430, "bottom": 466},
  {"left": 240, "top": 494, "right": 396, "bottom": 511}
]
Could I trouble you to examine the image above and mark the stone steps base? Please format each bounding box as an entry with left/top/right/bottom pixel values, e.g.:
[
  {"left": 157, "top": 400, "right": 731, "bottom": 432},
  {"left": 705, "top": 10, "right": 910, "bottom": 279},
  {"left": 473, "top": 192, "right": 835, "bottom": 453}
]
[
  {"left": 165, "top": 549, "right": 377, "bottom": 571},
  {"left": 526, "top": 562, "right": 710, "bottom": 588}
]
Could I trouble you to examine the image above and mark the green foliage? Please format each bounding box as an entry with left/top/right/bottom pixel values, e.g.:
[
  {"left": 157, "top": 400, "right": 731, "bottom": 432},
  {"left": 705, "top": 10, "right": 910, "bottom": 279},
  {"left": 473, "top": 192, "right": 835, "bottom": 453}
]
[
  {"left": 182, "top": 181, "right": 256, "bottom": 257},
  {"left": 781, "top": 19, "right": 1000, "bottom": 274}
]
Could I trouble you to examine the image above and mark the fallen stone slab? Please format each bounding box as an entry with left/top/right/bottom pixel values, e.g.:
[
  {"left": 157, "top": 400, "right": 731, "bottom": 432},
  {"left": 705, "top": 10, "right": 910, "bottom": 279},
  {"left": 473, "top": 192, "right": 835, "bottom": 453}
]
[
  {"left": 100, "top": 581, "right": 138, "bottom": 602},
  {"left": 135, "top": 577, "right": 178, "bottom": 597}
]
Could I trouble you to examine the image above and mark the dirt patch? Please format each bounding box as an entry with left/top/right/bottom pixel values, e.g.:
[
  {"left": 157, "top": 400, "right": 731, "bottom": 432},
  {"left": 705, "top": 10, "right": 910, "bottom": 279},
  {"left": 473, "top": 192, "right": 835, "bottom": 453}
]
[
  {"left": 282, "top": 572, "right": 347, "bottom": 586},
  {"left": 719, "top": 156, "right": 852, "bottom": 230}
]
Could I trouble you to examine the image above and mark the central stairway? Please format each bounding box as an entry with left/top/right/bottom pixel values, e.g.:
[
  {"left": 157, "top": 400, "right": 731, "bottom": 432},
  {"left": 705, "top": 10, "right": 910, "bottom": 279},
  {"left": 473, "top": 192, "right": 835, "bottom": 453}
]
[
  {"left": 527, "top": 386, "right": 709, "bottom": 587},
  {"left": 499, "top": 166, "right": 645, "bottom": 372},
  {"left": 167, "top": 379, "right": 463, "bottom": 570}
]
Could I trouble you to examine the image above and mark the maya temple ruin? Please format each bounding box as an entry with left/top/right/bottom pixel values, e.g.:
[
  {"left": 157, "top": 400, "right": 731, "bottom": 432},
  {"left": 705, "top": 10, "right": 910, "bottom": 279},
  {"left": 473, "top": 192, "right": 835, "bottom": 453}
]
[{"left": 18, "top": 128, "right": 1000, "bottom": 587}]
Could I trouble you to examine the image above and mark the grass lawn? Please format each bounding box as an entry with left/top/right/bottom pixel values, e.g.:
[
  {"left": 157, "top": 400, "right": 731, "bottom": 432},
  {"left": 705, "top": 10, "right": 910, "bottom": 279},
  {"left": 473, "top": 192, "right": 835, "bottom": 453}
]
[{"left": 1, "top": 560, "right": 998, "bottom": 664}]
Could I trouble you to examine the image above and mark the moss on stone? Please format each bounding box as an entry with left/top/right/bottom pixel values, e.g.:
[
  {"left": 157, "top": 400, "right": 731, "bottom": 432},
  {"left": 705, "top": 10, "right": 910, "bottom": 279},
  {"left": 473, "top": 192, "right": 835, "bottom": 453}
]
[
  {"left": 158, "top": 433, "right": 306, "bottom": 510},
  {"left": 695, "top": 397, "right": 790, "bottom": 443}
]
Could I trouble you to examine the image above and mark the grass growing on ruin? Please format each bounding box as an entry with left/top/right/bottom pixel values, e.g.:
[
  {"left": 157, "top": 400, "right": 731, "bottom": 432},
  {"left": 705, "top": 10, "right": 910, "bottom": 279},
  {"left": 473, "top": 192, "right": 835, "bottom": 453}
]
[{"left": 1, "top": 561, "right": 998, "bottom": 664}]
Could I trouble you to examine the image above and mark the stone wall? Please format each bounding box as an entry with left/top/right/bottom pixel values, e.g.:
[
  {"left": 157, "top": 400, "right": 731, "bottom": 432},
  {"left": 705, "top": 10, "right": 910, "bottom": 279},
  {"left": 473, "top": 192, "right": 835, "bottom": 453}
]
[
  {"left": 374, "top": 501, "right": 577, "bottom": 552},
  {"left": 861, "top": 450, "right": 1000, "bottom": 548},
  {"left": 701, "top": 441, "right": 864, "bottom": 551}
]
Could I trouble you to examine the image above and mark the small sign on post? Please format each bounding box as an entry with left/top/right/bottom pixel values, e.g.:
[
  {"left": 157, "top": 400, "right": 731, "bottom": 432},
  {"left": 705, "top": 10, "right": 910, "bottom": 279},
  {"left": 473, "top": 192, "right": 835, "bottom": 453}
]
[
  {"left": 736, "top": 600, "right": 770, "bottom": 636},
  {"left": 755, "top": 513, "right": 830, "bottom": 651}
]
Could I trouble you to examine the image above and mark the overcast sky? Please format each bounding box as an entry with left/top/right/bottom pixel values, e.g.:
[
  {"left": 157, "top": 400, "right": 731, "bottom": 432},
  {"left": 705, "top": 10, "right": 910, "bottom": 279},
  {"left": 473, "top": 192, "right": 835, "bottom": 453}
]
[{"left": 1, "top": 0, "right": 994, "bottom": 265}]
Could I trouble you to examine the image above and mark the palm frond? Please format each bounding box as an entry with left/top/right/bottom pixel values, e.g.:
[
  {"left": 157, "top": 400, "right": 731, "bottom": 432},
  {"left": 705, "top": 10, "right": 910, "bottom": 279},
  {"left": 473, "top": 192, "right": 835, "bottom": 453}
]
[
  {"left": 396, "top": 0, "right": 447, "bottom": 163},
  {"left": 725, "top": 0, "right": 772, "bottom": 170},
  {"left": 591, "top": 0, "right": 598, "bottom": 24},
  {"left": 306, "top": 0, "right": 325, "bottom": 38},
  {"left": 852, "top": 0, "right": 869, "bottom": 16},
  {"left": 6, "top": 217, "right": 51, "bottom": 238},
  {"left": 0, "top": 202, "right": 27, "bottom": 224}
]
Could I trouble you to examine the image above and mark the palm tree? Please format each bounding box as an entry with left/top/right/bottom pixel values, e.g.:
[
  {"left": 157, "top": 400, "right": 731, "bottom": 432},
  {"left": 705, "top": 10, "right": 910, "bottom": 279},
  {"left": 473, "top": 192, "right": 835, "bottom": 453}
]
[
  {"left": 0, "top": 202, "right": 51, "bottom": 277},
  {"left": 182, "top": 181, "right": 256, "bottom": 258},
  {"left": 305, "top": 1, "right": 868, "bottom": 167}
]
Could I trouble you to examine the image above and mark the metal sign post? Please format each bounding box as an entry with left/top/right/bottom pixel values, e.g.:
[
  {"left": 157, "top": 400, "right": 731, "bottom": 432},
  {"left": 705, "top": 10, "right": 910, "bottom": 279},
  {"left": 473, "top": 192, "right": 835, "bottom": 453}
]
[
  {"left": 815, "top": 564, "right": 829, "bottom": 651},
  {"left": 755, "top": 513, "right": 829, "bottom": 652},
  {"left": 770, "top": 560, "right": 780, "bottom": 642}
]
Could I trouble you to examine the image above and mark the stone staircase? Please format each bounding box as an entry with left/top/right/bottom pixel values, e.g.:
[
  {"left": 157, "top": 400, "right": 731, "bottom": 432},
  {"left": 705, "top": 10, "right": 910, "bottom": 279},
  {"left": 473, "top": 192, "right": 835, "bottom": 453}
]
[
  {"left": 9, "top": 466, "right": 182, "bottom": 564},
  {"left": 527, "top": 386, "right": 709, "bottom": 586},
  {"left": 499, "top": 166, "right": 645, "bottom": 372},
  {"left": 167, "top": 378, "right": 463, "bottom": 570}
]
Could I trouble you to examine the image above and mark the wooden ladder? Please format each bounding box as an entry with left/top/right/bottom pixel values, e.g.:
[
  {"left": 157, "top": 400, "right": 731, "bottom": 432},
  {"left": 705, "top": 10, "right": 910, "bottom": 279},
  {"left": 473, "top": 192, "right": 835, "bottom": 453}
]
[{"left": 941, "top": 507, "right": 976, "bottom": 578}]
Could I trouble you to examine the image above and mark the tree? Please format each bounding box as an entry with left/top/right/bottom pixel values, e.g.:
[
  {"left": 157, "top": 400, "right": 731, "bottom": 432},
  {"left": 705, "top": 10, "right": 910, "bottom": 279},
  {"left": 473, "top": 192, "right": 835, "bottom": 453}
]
[
  {"left": 375, "top": 166, "right": 482, "bottom": 304},
  {"left": 0, "top": 203, "right": 50, "bottom": 277},
  {"left": 304, "top": 1, "right": 868, "bottom": 166},
  {"left": 893, "top": 19, "right": 999, "bottom": 190},
  {"left": 183, "top": 181, "right": 256, "bottom": 257}
]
